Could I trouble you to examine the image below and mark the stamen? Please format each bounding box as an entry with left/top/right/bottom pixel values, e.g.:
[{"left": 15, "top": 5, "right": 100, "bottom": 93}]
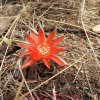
[{"left": 37, "top": 43, "right": 50, "bottom": 55}]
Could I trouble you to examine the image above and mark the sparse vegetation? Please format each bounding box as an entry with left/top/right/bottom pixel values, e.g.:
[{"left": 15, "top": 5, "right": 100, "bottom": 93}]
[{"left": 0, "top": 0, "right": 100, "bottom": 100}]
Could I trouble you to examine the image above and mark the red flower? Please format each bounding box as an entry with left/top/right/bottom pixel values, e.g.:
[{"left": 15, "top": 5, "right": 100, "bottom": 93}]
[{"left": 18, "top": 28, "right": 70, "bottom": 69}]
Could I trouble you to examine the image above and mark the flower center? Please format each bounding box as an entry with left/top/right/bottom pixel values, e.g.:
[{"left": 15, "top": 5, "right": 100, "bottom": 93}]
[{"left": 37, "top": 43, "right": 50, "bottom": 55}]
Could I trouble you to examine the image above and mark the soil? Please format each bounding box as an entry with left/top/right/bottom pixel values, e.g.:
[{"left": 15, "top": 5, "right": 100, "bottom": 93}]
[{"left": 0, "top": 0, "right": 100, "bottom": 100}]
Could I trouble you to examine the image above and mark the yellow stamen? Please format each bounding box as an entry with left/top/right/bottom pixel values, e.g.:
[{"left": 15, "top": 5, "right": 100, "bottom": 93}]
[{"left": 37, "top": 43, "right": 50, "bottom": 55}]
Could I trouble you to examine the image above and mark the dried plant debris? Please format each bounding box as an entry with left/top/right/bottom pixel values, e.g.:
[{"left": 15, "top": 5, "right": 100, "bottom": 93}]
[{"left": 0, "top": 0, "right": 100, "bottom": 100}]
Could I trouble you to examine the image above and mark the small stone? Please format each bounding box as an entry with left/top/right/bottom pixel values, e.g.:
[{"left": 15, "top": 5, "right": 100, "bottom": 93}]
[{"left": 92, "top": 24, "right": 100, "bottom": 33}]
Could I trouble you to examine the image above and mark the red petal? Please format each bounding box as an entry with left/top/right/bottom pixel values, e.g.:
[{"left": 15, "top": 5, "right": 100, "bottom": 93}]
[
  {"left": 46, "top": 31, "right": 56, "bottom": 44},
  {"left": 43, "top": 58, "right": 50, "bottom": 69},
  {"left": 50, "top": 55, "right": 67, "bottom": 66},
  {"left": 31, "top": 52, "right": 41, "bottom": 61},
  {"left": 51, "top": 36, "right": 64, "bottom": 47},
  {"left": 38, "top": 28, "right": 45, "bottom": 44},
  {"left": 21, "top": 58, "right": 35, "bottom": 69},
  {"left": 51, "top": 45, "right": 71, "bottom": 54},
  {"left": 19, "top": 51, "right": 31, "bottom": 57},
  {"left": 29, "top": 32, "right": 38, "bottom": 44},
  {"left": 50, "top": 47, "right": 65, "bottom": 54},
  {"left": 26, "top": 35, "right": 37, "bottom": 48},
  {"left": 17, "top": 43, "right": 30, "bottom": 50}
]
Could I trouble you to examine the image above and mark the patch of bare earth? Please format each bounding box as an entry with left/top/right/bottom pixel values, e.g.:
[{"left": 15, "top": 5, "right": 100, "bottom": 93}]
[{"left": 0, "top": 0, "right": 100, "bottom": 100}]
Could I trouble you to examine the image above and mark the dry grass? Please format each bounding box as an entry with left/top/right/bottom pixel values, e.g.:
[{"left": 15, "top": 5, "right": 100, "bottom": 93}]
[{"left": 0, "top": 0, "right": 100, "bottom": 100}]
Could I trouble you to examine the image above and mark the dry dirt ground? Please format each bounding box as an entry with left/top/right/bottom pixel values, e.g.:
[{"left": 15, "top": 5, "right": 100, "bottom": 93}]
[{"left": 0, "top": 0, "right": 100, "bottom": 100}]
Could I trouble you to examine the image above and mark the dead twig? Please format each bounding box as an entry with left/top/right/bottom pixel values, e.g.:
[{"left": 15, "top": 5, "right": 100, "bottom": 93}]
[
  {"left": 45, "top": 18, "right": 100, "bottom": 38},
  {"left": 14, "top": 79, "right": 24, "bottom": 100}
]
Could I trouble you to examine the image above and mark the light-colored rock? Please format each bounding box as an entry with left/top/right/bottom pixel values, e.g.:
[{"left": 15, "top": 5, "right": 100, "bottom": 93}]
[
  {"left": 0, "top": 19, "right": 12, "bottom": 36},
  {"left": 2, "top": 36, "right": 12, "bottom": 46},
  {"left": 92, "top": 24, "right": 100, "bottom": 33}
]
